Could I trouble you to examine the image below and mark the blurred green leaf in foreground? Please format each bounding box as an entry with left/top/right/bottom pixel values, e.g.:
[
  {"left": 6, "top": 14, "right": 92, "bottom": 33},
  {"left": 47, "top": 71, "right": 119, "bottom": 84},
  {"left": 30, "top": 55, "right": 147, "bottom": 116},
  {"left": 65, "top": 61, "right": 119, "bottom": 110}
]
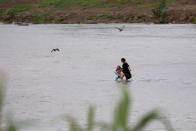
[
  {"left": 66, "top": 87, "right": 173, "bottom": 131},
  {"left": 0, "top": 72, "right": 18, "bottom": 131}
]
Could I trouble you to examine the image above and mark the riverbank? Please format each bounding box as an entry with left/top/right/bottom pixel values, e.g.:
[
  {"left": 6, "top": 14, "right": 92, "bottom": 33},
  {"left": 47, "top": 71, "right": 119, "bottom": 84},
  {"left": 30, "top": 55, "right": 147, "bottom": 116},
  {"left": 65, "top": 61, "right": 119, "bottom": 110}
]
[{"left": 0, "top": 0, "right": 196, "bottom": 24}]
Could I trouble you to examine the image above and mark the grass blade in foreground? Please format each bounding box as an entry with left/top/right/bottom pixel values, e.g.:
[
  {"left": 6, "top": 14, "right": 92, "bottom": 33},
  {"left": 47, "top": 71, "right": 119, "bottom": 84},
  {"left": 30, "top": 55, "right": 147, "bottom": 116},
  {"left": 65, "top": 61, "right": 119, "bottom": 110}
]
[
  {"left": 113, "top": 87, "right": 130, "bottom": 131},
  {"left": 0, "top": 72, "right": 18, "bottom": 131},
  {"left": 6, "top": 119, "right": 18, "bottom": 131},
  {"left": 66, "top": 116, "right": 83, "bottom": 131},
  {"left": 0, "top": 72, "right": 5, "bottom": 121},
  {"left": 86, "top": 105, "right": 95, "bottom": 131},
  {"left": 132, "top": 109, "right": 172, "bottom": 131}
]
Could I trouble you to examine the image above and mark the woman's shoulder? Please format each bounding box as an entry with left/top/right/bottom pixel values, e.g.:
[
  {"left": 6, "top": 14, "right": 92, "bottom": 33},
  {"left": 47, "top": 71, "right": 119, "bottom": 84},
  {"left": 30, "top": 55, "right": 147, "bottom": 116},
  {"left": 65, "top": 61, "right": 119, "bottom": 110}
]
[
  {"left": 122, "top": 63, "right": 129, "bottom": 67},
  {"left": 125, "top": 62, "right": 129, "bottom": 66}
]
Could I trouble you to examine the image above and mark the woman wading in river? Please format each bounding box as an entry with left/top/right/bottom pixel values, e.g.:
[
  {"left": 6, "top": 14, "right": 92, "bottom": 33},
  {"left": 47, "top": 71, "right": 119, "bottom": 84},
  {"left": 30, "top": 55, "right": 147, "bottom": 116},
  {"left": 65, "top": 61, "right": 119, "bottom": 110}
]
[{"left": 121, "top": 58, "right": 132, "bottom": 80}]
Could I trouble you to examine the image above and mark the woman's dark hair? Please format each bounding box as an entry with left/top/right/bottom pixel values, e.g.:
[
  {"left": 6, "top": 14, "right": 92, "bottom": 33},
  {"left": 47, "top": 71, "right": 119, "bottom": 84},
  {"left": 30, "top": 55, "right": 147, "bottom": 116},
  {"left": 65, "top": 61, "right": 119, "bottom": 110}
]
[{"left": 121, "top": 58, "right": 126, "bottom": 62}]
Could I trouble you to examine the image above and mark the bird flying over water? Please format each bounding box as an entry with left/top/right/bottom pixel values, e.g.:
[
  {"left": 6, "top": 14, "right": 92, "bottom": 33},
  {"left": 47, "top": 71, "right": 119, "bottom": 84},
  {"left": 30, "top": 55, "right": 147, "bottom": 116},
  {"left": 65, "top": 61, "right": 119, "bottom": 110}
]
[
  {"left": 115, "top": 25, "right": 125, "bottom": 32},
  {"left": 51, "top": 48, "right": 60, "bottom": 52}
]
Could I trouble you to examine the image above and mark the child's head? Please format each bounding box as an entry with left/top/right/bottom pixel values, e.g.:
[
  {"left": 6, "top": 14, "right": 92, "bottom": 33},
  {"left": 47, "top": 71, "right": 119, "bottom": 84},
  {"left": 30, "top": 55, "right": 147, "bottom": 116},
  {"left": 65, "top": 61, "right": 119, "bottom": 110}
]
[
  {"left": 121, "top": 58, "right": 126, "bottom": 63},
  {"left": 116, "top": 65, "right": 121, "bottom": 70}
]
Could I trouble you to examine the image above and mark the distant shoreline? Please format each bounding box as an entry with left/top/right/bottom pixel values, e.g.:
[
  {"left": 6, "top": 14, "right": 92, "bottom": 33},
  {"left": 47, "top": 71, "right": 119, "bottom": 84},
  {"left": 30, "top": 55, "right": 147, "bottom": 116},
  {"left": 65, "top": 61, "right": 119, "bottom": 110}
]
[
  {"left": 1, "top": 16, "right": 195, "bottom": 24},
  {"left": 0, "top": 0, "right": 196, "bottom": 24},
  {"left": 1, "top": 22, "right": 196, "bottom": 26}
]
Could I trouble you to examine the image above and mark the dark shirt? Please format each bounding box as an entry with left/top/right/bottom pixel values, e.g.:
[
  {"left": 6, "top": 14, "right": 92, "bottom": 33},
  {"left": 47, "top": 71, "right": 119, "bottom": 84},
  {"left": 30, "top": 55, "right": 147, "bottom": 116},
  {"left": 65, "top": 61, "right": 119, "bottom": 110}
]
[{"left": 122, "top": 63, "right": 130, "bottom": 74}]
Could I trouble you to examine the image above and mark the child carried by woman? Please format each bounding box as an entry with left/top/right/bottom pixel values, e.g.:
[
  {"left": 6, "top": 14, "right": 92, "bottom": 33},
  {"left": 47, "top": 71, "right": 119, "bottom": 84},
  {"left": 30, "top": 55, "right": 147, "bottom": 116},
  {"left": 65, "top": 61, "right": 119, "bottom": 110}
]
[{"left": 114, "top": 65, "right": 122, "bottom": 80}]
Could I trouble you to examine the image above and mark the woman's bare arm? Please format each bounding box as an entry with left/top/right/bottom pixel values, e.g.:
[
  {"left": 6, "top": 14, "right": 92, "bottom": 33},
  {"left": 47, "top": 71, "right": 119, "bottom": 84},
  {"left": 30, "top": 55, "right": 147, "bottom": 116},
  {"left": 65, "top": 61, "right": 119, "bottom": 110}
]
[{"left": 128, "top": 66, "right": 131, "bottom": 71}]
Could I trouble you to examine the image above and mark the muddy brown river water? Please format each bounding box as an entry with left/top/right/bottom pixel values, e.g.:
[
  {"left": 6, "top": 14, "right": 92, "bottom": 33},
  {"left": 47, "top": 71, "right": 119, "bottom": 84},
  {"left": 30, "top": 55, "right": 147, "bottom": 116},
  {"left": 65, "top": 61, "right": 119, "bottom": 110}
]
[{"left": 0, "top": 24, "right": 196, "bottom": 131}]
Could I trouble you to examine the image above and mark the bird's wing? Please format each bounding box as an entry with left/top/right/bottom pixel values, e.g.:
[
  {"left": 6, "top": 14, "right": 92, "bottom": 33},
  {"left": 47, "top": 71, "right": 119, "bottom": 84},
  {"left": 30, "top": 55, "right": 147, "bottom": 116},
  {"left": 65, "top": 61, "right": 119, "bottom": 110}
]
[{"left": 115, "top": 27, "right": 121, "bottom": 30}]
